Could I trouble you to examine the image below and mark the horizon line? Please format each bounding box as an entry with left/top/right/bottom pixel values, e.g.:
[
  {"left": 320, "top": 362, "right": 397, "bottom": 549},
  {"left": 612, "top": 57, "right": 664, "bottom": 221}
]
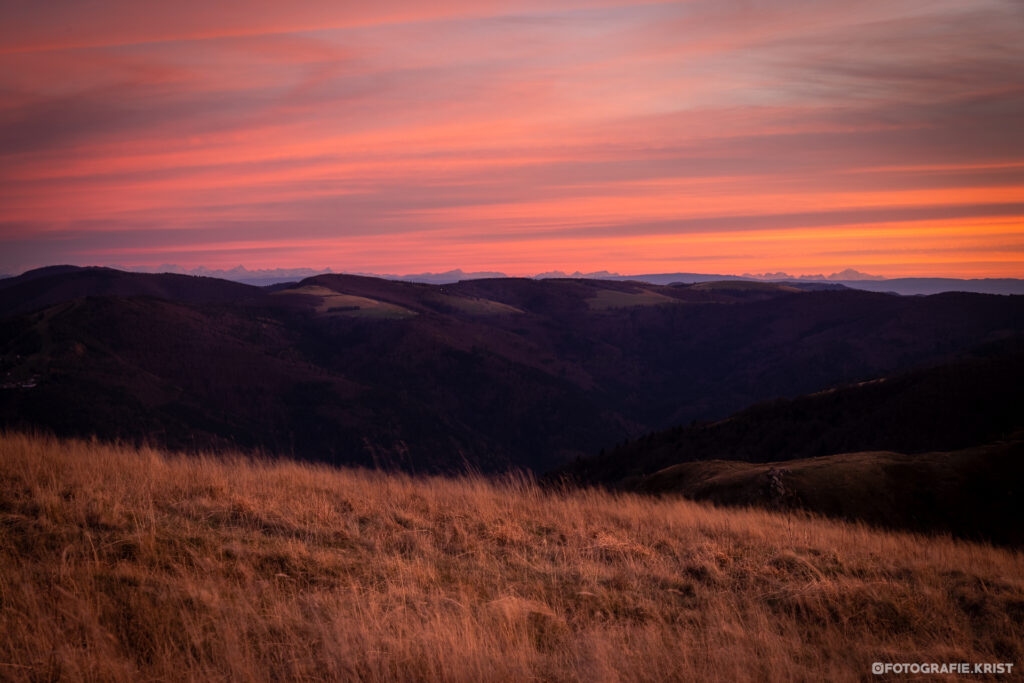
[{"left": 6, "top": 263, "right": 1024, "bottom": 283}]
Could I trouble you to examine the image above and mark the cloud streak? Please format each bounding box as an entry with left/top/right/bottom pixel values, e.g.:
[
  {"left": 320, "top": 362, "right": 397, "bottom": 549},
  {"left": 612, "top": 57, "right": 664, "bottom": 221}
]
[{"left": 1, "top": 0, "right": 1022, "bottom": 277}]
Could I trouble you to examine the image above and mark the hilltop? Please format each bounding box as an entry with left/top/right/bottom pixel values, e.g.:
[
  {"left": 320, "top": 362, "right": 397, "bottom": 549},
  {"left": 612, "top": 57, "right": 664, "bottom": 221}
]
[
  {"left": 1, "top": 432, "right": 1022, "bottom": 681},
  {"left": 57, "top": 263, "right": 1024, "bottom": 295}
]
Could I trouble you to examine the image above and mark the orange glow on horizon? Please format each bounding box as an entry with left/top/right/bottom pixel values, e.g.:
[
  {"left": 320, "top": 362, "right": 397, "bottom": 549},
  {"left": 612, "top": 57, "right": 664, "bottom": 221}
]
[{"left": 1, "top": 1, "right": 1022, "bottom": 279}]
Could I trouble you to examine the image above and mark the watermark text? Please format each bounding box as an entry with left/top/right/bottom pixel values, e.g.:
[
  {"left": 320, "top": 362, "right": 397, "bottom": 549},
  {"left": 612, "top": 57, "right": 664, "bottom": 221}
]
[{"left": 872, "top": 662, "right": 1014, "bottom": 675}]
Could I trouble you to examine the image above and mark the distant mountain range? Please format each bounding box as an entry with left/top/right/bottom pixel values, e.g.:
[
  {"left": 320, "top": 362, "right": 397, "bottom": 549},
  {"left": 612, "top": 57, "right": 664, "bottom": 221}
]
[
  {"left": 605, "top": 273, "right": 1024, "bottom": 295},
  {"left": 800, "top": 278, "right": 1024, "bottom": 296},
  {"left": 742, "top": 268, "right": 887, "bottom": 281},
  {"left": 55, "top": 264, "right": 1018, "bottom": 295},
  {"left": 2, "top": 265, "right": 1023, "bottom": 474},
  {"left": 100, "top": 265, "right": 512, "bottom": 287}
]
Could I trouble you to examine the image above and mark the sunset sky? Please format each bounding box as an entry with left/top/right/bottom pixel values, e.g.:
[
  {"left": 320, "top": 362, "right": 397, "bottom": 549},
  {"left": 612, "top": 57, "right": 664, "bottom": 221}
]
[{"left": 1, "top": 0, "right": 1022, "bottom": 278}]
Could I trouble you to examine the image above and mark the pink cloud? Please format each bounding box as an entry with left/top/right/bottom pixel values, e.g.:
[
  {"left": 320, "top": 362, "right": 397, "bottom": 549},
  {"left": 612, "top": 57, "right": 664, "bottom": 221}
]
[{"left": 1, "top": 1, "right": 1022, "bottom": 277}]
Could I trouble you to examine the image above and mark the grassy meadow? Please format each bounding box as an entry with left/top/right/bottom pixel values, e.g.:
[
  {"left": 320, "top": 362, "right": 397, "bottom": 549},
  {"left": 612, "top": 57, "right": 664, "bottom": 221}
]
[{"left": 1, "top": 431, "right": 1022, "bottom": 681}]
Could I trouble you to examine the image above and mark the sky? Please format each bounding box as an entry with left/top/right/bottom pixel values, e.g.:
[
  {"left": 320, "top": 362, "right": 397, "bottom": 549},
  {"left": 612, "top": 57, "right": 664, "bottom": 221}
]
[{"left": 1, "top": 0, "right": 1023, "bottom": 278}]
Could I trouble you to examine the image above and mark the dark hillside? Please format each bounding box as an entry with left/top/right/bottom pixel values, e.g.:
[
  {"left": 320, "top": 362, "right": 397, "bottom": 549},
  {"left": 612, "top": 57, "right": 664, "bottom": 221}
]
[
  {"left": 2, "top": 267, "right": 1022, "bottom": 472},
  {"left": 632, "top": 441, "right": 1024, "bottom": 546},
  {"left": 0, "top": 266, "right": 263, "bottom": 317},
  {"left": 555, "top": 345, "right": 1024, "bottom": 486}
]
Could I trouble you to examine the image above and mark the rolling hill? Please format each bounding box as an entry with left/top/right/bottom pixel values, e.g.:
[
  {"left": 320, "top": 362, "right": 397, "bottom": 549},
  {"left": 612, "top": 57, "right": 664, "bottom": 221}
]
[
  {"left": 553, "top": 346, "right": 1024, "bottom": 543},
  {"left": 2, "top": 266, "right": 1023, "bottom": 472},
  {"left": 630, "top": 441, "right": 1024, "bottom": 546},
  {"left": 0, "top": 265, "right": 263, "bottom": 317},
  {"left": 557, "top": 347, "right": 1024, "bottom": 480}
]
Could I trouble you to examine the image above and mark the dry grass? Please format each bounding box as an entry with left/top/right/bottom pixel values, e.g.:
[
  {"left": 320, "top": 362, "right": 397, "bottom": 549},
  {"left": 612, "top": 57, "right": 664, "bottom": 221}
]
[
  {"left": 1, "top": 432, "right": 1022, "bottom": 682},
  {"left": 273, "top": 285, "right": 417, "bottom": 318},
  {"left": 423, "top": 291, "right": 524, "bottom": 316},
  {"left": 586, "top": 289, "right": 682, "bottom": 310}
]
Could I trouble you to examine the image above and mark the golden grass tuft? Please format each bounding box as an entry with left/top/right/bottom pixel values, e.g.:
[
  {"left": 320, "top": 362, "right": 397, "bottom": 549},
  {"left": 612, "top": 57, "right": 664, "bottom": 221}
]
[{"left": 1, "top": 431, "right": 1022, "bottom": 681}]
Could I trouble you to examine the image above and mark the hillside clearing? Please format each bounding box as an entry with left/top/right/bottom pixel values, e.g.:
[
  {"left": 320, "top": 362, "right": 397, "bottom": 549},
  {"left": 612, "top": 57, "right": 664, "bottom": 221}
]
[
  {"left": 273, "top": 285, "right": 417, "bottom": 318},
  {"left": 586, "top": 288, "right": 683, "bottom": 310}
]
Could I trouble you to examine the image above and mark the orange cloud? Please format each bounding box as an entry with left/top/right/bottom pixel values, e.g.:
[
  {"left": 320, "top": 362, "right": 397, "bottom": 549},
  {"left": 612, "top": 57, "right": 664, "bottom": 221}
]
[{"left": 1, "top": 0, "right": 1022, "bottom": 277}]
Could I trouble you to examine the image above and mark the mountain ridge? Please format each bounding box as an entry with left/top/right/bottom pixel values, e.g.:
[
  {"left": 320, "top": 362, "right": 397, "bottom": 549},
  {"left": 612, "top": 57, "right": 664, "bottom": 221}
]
[
  {"left": 2, "top": 266, "right": 1022, "bottom": 472},
  {"left": 8, "top": 264, "right": 1022, "bottom": 295}
]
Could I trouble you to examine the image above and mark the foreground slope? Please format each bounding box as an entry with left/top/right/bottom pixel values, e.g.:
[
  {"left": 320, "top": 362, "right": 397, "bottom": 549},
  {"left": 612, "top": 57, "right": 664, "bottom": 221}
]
[{"left": 1, "top": 433, "right": 1022, "bottom": 681}]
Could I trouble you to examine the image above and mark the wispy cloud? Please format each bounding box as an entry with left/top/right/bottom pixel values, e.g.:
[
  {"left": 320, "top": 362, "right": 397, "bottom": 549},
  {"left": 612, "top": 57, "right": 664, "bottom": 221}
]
[{"left": 1, "top": 0, "right": 1022, "bottom": 276}]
